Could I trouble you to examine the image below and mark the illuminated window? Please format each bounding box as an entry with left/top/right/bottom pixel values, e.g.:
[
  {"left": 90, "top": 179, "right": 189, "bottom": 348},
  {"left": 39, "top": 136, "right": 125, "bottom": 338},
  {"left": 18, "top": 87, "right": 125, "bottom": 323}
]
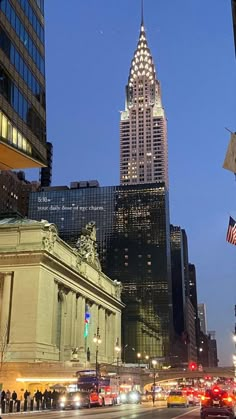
[{"left": 2, "top": 114, "right": 7, "bottom": 138}]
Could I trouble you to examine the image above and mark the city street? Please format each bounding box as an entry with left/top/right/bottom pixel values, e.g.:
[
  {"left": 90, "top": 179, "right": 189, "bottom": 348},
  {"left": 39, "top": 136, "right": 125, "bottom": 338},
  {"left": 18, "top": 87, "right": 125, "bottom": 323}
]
[{"left": 1, "top": 405, "right": 199, "bottom": 419}]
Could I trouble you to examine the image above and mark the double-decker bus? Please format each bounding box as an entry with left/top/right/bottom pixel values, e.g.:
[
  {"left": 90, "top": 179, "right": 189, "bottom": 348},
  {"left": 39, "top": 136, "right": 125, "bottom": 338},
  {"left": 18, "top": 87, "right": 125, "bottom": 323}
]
[{"left": 76, "top": 370, "right": 119, "bottom": 406}]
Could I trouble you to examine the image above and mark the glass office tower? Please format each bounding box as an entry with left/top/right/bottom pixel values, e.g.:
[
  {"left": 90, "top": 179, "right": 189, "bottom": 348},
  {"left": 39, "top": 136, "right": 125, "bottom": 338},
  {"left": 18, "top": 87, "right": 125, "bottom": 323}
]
[
  {"left": 29, "top": 181, "right": 173, "bottom": 362},
  {"left": 0, "top": 0, "right": 47, "bottom": 169},
  {"left": 105, "top": 184, "right": 172, "bottom": 362}
]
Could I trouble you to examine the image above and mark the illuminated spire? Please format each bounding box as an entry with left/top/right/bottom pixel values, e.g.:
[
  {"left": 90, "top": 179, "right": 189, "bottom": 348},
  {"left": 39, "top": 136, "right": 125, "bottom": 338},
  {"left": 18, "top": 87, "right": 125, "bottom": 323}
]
[
  {"left": 141, "top": 0, "right": 144, "bottom": 26},
  {"left": 128, "top": 11, "right": 156, "bottom": 88}
]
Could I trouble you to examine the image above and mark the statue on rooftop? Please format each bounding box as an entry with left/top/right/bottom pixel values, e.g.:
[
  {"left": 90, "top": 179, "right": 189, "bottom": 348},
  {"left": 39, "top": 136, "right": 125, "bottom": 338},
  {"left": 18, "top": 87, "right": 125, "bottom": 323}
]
[{"left": 76, "top": 222, "right": 101, "bottom": 271}]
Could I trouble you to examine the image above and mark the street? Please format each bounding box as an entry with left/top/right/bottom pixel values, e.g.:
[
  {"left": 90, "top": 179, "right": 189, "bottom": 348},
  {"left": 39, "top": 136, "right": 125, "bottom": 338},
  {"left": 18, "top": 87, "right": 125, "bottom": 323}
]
[{"left": 1, "top": 405, "right": 200, "bottom": 419}]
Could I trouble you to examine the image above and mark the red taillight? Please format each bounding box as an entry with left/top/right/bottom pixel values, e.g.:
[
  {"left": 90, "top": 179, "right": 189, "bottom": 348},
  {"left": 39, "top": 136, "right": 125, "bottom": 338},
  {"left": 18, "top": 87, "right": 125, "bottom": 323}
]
[
  {"left": 222, "top": 396, "right": 233, "bottom": 403},
  {"left": 201, "top": 396, "right": 210, "bottom": 401}
]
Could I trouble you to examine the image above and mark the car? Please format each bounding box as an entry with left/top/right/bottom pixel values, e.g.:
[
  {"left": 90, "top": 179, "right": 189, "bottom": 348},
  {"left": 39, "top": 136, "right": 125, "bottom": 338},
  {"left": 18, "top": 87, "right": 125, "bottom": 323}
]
[
  {"left": 59, "top": 390, "right": 103, "bottom": 410},
  {"left": 187, "top": 389, "right": 202, "bottom": 405},
  {"left": 167, "top": 390, "right": 189, "bottom": 408},
  {"left": 200, "top": 386, "right": 236, "bottom": 419},
  {"left": 120, "top": 391, "right": 141, "bottom": 404}
]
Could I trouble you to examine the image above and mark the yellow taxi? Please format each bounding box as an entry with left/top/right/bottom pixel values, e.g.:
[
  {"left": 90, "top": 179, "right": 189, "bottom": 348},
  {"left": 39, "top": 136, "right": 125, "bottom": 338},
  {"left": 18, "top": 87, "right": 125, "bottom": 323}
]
[{"left": 167, "top": 390, "right": 189, "bottom": 408}]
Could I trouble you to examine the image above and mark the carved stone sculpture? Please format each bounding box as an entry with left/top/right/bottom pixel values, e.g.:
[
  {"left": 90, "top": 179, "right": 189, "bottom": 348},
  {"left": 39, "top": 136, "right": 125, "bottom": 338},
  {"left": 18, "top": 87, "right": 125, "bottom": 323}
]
[{"left": 76, "top": 222, "right": 101, "bottom": 270}]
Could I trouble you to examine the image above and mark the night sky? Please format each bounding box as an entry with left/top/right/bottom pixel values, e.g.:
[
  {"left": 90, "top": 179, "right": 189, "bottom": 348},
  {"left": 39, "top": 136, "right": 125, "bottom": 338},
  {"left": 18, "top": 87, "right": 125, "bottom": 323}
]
[{"left": 28, "top": 0, "right": 236, "bottom": 365}]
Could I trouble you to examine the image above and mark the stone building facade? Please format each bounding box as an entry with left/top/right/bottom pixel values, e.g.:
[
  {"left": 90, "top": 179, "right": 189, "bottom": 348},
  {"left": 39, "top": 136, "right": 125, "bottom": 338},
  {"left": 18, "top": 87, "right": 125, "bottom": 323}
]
[{"left": 0, "top": 219, "right": 123, "bottom": 391}]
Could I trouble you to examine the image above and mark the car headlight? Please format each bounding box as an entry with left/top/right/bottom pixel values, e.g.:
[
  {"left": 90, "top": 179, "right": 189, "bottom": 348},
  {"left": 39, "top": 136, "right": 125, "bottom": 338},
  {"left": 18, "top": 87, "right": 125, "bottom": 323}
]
[
  {"left": 60, "top": 397, "right": 66, "bottom": 402},
  {"left": 130, "top": 393, "right": 138, "bottom": 402}
]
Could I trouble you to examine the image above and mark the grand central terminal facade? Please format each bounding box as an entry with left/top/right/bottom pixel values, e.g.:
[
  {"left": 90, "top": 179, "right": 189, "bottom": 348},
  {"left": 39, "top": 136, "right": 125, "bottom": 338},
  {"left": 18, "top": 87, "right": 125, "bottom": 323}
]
[{"left": 0, "top": 219, "right": 124, "bottom": 392}]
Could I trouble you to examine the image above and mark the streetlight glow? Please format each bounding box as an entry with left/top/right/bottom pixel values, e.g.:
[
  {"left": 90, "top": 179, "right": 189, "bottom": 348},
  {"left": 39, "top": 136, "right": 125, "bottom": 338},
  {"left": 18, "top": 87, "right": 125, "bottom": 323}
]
[{"left": 94, "top": 327, "right": 102, "bottom": 392}]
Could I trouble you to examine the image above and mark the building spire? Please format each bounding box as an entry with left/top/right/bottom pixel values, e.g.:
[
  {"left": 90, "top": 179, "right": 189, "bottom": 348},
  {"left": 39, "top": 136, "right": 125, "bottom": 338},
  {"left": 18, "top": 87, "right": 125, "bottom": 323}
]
[{"left": 141, "top": 0, "right": 144, "bottom": 26}]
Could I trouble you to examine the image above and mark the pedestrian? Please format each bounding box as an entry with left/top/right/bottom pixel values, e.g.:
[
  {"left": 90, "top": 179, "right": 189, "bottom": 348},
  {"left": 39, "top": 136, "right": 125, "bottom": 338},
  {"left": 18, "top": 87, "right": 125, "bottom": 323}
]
[
  {"left": 12, "top": 391, "right": 17, "bottom": 404},
  {"left": 5, "top": 390, "right": 11, "bottom": 404},
  {"left": 23, "top": 390, "right": 29, "bottom": 401},
  {"left": 51, "top": 390, "right": 57, "bottom": 409},
  {"left": 1, "top": 390, "right": 5, "bottom": 404}
]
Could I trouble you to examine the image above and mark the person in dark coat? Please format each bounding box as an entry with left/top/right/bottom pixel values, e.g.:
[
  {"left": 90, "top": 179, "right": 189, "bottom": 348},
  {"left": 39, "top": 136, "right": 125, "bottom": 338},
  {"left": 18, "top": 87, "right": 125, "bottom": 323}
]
[
  {"left": 12, "top": 391, "right": 17, "bottom": 403},
  {"left": 1, "top": 390, "right": 5, "bottom": 403}
]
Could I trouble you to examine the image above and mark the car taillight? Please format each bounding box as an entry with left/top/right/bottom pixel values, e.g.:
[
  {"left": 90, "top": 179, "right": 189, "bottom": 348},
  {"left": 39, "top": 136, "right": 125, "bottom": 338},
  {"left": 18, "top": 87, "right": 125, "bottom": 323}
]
[
  {"left": 222, "top": 396, "right": 233, "bottom": 403},
  {"left": 201, "top": 396, "right": 210, "bottom": 401}
]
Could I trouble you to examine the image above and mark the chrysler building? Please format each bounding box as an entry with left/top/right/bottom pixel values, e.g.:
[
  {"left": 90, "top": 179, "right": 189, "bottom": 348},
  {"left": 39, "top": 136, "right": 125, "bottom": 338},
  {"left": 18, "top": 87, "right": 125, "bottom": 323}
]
[{"left": 120, "top": 13, "right": 168, "bottom": 187}]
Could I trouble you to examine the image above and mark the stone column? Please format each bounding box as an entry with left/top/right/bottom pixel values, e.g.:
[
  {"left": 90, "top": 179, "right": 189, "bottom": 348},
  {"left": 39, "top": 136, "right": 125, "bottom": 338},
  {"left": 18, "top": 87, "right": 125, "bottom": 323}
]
[
  {"left": 98, "top": 306, "right": 105, "bottom": 361},
  {"left": 75, "top": 294, "right": 87, "bottom": 364},
  {"left": 57, "top": 287, "right": 68, "bottom": 362},
  {"left": 0, "top": 272, "right": 13, "bottom": 342},
  {"left": 52, "top": 280, "right": 59, "bottom": 347}
]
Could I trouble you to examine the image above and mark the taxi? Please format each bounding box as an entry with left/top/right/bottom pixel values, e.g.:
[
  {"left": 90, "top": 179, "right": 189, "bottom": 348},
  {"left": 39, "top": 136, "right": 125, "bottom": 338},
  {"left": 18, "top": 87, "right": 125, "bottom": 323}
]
[{"left": 167, "top": 390, "right": 189, "bottom": 408}]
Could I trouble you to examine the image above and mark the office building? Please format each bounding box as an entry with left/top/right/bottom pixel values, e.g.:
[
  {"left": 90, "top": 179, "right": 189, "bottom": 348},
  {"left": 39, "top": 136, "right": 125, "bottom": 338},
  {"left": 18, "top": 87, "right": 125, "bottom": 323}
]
[
  {"left": 207, "top": 331, "right": 218, "bottom": 367},
  {"left": 28, "top": 181, "right": 173, "bottom": 362},
  {"left": 40, "top": 141, "right": 53, "bottom": 186},
  {"left": 0, "top": 0, "right": 47, "bottom": 169},
  {"left": 170, "top": 226, "right": 185, "bottom": 337},
  {"left": 198, "top": 303, "right": 207, "bottom": 335},
  {"left": 182, "top": 229, "right": 190, "bottom": 298},
  {"left": 120, "top": 14, "right": 168, "bottom": 186},
  {"left": 0, "top": 170, "right": 39, "bottom": 217}
]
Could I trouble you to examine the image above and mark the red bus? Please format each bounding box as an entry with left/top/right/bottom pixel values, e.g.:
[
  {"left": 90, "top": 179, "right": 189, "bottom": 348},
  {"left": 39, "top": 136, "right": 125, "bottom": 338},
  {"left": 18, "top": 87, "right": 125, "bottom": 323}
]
[{"left": 76, "top": 370, "right": 119, "bottom": 406}]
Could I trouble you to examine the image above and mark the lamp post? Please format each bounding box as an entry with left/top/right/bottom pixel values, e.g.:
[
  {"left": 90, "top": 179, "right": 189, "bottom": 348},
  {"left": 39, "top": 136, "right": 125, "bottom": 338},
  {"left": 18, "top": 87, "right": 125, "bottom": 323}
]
[
  {"left": 115, "top": 339, "right": 121, "bottom": 393},
  {"left": 93, "top": 327, "right": 102, "bottom": 392},
  {"left": 233, "top": 354, "right": 236, "bottom": 381},
  {"left": 145, "top": 355, "right": 150, "bottom": 368},
  {"left": 152, "top": 359, "right": 157, "bottom": 406},
  {"left": 137, "top": 352, "right": 141, "bottom": 366}
]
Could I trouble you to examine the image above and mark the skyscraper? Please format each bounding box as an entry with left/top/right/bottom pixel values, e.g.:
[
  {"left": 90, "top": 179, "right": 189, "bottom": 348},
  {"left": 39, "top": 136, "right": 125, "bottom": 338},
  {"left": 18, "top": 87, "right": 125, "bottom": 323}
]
[
  {"left": 198, "top": 303, "right": 207, "bottom": 335},
  {"left": 120, "top": 12, "right": 168, "bottom": 186},
  {"left": 0, "top": 0, "right": 47, "bottom": 170}
]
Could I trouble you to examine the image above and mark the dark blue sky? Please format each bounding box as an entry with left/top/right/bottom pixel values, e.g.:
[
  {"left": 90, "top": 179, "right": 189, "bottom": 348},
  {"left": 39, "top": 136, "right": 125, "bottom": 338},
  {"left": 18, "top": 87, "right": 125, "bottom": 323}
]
[{"left": 38, "top": 0, "right": 236, "bottom": 365}]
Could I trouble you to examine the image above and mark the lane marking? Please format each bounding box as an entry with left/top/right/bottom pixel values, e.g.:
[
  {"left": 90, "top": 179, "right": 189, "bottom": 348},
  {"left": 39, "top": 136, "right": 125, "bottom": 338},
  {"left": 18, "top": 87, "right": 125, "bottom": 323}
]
[{"left": 171, "top": 407, "right": 199, "bottom": 419}]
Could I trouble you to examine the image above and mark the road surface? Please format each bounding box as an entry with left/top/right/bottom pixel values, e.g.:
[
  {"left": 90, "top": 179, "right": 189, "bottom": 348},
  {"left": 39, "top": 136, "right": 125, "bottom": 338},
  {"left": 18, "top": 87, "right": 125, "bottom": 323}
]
[{"left": 1, "top": 404, "right": 200, "bottom": 418}]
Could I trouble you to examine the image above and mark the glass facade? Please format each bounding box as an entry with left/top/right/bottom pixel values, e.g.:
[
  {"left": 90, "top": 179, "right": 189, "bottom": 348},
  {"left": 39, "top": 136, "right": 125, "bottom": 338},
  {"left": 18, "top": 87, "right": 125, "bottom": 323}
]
[
  {"left": 0, "top": 26, "right": 45, "bottom": 107},
  {"left": 0, "top": 0, "right": 47, "bottom": 169},
  {"left": 28, "top": 182, "right": 173, "bottom": 362},
  {"left": 0, "top": 0, "right": 44, "bottom": 74},
  {"left": 170, "top": 225, "right": 185, "bottom": 337}
]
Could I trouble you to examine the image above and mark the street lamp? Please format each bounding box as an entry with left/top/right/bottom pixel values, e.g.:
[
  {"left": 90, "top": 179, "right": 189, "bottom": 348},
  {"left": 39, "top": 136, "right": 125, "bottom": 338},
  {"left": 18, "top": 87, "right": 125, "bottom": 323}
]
[
  {"left": 115, "top": 338, "right": 121, "bottom": 393},
  {"left": 93, "top": 327, "right": 102, "bottom": 391},
  {"left": 137, "top": 352, "right": 141, "bottom": 366},
  {"left": 233, "top": 354, "right": 236, "bottom": 381},
  {"left": 152, "top": 359, "right": 157, "bottom": 406}
]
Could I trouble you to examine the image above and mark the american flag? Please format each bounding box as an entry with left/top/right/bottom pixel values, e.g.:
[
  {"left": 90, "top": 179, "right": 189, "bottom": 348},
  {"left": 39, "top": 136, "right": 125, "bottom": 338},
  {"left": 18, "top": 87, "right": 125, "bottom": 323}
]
[{"left": 226, "top": 216, "right": 236, "bottom": 245}]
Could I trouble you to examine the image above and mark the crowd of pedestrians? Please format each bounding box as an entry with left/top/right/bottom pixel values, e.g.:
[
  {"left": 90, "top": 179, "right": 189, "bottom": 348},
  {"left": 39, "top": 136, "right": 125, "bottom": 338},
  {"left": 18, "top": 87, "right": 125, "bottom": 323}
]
[{"left": 0, "top": 388, "right": 61, "bottom": 412}]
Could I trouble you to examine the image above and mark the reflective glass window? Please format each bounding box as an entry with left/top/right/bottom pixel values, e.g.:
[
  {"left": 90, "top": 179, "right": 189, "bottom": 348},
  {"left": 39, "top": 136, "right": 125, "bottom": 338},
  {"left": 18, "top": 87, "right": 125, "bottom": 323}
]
[
  {"left": 0, "top": 0, "right": 45, "bottom": 75},
  {"left": 0, "top": 26, "right": 45, "bottom": 108}
]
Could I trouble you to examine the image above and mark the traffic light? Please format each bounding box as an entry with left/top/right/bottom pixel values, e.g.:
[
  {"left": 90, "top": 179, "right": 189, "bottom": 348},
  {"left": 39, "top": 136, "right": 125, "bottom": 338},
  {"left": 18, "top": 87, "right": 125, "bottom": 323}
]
[{"left": 189, "top": 362, "right": 197, "bottom": 371}]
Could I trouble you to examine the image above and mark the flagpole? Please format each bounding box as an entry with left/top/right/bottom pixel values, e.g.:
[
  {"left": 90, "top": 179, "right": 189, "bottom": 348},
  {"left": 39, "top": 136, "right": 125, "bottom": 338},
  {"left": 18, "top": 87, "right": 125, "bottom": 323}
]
[{"left": 225, "top": 127, "right": 234, "bottom": 134}]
